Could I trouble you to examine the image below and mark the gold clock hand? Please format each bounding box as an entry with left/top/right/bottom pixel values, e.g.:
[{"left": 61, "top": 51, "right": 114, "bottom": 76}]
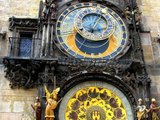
[
  {"left": 92, "top": 9, "right": 107, "bottom": 32},
  {"left": 92, "top": 15, "right": 102, "bottom": 31}
]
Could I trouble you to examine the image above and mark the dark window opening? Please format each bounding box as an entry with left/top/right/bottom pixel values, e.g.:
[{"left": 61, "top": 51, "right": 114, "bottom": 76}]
[{"left": 19, "top": 32, "right": 33, "bottom": 57}]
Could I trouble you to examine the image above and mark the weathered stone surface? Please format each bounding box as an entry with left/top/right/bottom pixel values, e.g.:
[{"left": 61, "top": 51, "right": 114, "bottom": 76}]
[
  {"left": 0, "top": 113, "right": 22, "bottom": 120},
  {"left": 0, "top": 97, "right": 11, "bottom": 112},
  {"left": 0, "top": 0, "right": 39, "bottom": 33},
  {"left": 139, "top": 1, "right": 160, "bottom": 68},
  {"left": 0, "top": 64, "right": 37, "bottom": 119},
  {"left": 0, "top": 112, "right": 35, "bottom": 120},
  {"left": 13, "top": 101, "right": 25, "bottom": 112}
]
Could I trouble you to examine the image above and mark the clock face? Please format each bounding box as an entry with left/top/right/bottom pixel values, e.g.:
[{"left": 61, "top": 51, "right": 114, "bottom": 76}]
[
  {"left": 59, "top": 81, "right": 134, "bottom": 120},
  {"left": 56, "top": 3, "right": 128, "bottom": 59},
  {"left": 74, "top": 8, "right": 114, "bottom": 41}
]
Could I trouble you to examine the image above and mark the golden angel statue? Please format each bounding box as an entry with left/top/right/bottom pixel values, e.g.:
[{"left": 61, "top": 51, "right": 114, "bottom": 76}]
[{"left": 45, "top": 85, "right": 61, "bottom": 120}]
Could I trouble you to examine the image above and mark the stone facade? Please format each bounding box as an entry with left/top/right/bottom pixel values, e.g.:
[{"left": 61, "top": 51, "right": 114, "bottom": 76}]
[
  {"left": 0, "top": 0, "right": 159, "bottom": 120},
  {"left": 138, "top": 0, "right": 160, "bottom": 102},
  {"left": 0, "top": 0, "right": 39, "bottom": 120},
  {"left": 0, "top": 0, "right": 39, "bottom": 33}
]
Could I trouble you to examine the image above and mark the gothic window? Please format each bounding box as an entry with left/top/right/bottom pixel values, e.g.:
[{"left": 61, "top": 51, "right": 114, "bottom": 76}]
[{"left": 18, "top": 32, "right": 33, "bottom": 57}]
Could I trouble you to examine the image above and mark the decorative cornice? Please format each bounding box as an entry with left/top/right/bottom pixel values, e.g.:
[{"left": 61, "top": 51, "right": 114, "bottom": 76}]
[{"left": 9, "top": 17, "right": 38, "bottom": 30}]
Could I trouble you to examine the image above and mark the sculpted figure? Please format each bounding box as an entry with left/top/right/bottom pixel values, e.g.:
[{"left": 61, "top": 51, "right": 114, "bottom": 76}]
[
  {"left": 150, "top": 98, "right": 160, "bottom": 120},
  {"left": 125, "top": 6, "right": 132, "bottom": 24},
  {"left": 137, "top": 98, "right": 149, "bottom": 120},
  {"left": 133, "top": 7, "right": 142, "bottom": 26},
  {"left": 50, "top": 0, "right": 57, "bottom": 20},
  {"left": 45, "top": 86, "right": 61, "bottom": 120},
  {"left": 42, "top": 0, "right": 50, "bottom": 19},
  {"left": 135, "top": 12, "right": 142, "bottom": 25},
  {"left": 31, "top": 97, "right": 42, "bottom": 120}
]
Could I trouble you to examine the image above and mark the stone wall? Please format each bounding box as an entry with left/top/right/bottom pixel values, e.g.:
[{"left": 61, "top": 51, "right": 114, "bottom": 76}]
[
  {"left": 0, "top": 0, "right": 39, "bottom": 120},
  {"left": 138, "top": 0, "right": 160, "bottom": 101},
  {"left": 0, "top": 0, "right": 39, "bottom": 33},
  {"left": 0, "top": 65, "right": 37, "bottom": 120},
  {"left": 0, "top": 0, "right": 40, "bottom": 58}
]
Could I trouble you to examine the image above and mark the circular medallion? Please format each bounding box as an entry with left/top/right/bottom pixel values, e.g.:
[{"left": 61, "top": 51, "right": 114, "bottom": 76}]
[
  {"left": 56, "top": 3, "right": 128, "bottom": 59},
  {"left": 59, "top": 81, "right": 134, "bottom": 120},
  {"left": 74, "top": 8, "right": 114, "bottom": 41}
]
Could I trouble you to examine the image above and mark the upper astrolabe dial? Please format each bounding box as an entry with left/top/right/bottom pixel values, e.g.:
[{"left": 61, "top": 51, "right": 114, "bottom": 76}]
[
  {"left": 56, "top": 3, "right": 128, "bottom": 59},
  {"left": 74, "top": 8, "right": 114, "bottom": 41}
]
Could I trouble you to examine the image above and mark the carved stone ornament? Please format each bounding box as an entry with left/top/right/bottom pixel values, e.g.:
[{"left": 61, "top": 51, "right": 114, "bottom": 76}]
[
  {"left": 3, "top": 58, "right": 41, "bottom": 88},
  {"left": 9, "top": 17, "right": 38, "bottom": 30}
]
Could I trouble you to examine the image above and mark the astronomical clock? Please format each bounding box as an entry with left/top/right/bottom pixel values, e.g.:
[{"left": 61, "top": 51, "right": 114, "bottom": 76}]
[
  {"left": 4, "top": 0, "right": 151, "bottom": 120},
  {"left": 56, "top": 2, "right": 133, "bottom": 120},
  {"left": 56, "top": 3, "right": 128, "bottom": 59}
]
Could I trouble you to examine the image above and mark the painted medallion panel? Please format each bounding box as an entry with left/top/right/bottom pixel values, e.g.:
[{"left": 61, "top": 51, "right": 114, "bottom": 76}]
[{"left": 59, "top": 81, "right": 134, "bottom": 120}]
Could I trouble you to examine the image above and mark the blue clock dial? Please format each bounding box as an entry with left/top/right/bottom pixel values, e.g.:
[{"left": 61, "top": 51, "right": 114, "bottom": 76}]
[
  {"left": 75, "top": 8, "right": 114, "bottom": 41},
  {"left": 82, "top": 14, "right": 106, "bottom": 34},
  {"left": 75, "top": 34, "right": 109, "bottom": 55},
  {"left": 56, "top": 3, "right": 129, "bottom": 59}
]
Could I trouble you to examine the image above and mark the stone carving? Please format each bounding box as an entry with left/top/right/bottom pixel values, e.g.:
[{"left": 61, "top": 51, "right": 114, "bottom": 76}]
[
  {"left": 42, "top": 0, "right": 57, "bottom": 20},
  {"left": 45, "top": 85, "right": 61, "bottom": 120},
  {"left": 50, "top": 0, "right": 57, "bottom": 21},
  {"left": 135, "top": 12, "right": 142, "bottom": 26},
  {"left": 42, "top": 0, "right": 50, "bottom": 19},
  {"left": 125, "top": 6, "right": 132, "bottom": 24},
  {"left": 3, "top": 59, "right": 41, "bottom": 88},
  {"left": 133, "top": 7, "right": 142, "bottom": 26},
  {"left": 31, "top": 97, "right": 42, "bottom": 120},
  {"left": 58, "top": 58, "right": 134, "bottom": 75},
  {"left": 123, "top": 72, "right": 136, "bottom": 89},
  {"left": 9, "top": 17, "right": 38, "bottom": 30}
]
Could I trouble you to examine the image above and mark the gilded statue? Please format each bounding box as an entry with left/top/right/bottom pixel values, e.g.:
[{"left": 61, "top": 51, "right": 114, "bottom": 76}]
[
  {"left": 136, "top": 98, "right": 149, "bottom": 120},
  {"left": 45, "top": 85, "right": 61, "bottom": 120},
  {"left": 31, "top": 97, "right": 42, "bottom": 120}
]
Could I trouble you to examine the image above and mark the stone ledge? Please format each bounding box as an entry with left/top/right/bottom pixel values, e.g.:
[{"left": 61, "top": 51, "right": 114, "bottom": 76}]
[
  {"left": 0, "top": 89, "right": 37, "bottom": 96},
  {"left": 0, "top": 112, "right": 34, "bottom": 120}
]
